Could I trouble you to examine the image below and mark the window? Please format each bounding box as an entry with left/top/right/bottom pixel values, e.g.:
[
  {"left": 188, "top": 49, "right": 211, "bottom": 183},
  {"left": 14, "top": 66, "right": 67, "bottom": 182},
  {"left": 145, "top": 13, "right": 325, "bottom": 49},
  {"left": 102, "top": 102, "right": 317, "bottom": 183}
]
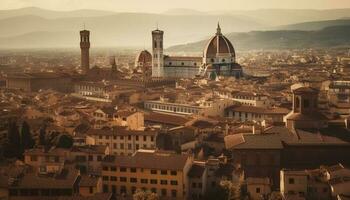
[
  {"left": 256, "top": 187, "right": 261, "bottom": 193},
  {"left": 128, "top": 135, "right": 131, "bottom": 140},
  {"left": 160, "top": 180, "right": 168, "bottom": 185},
  {"left": 289, "top": 178, "right": 295, "bottom": 184},
  {"left": 136, "top": 136, "right": 139, "bottom": 141},
  {"left": 136, "top": 144, "right": 139, "bottom": 150},
  {"left": 102, "top": 166, "right": 109, "bottom": 171},
  {"left": 161, "top": 189, "right": 167, "bottom": 196},
  {"left": 89, "top": 186, "right": 93, "bottom": 194},
  {"left": 103, "top": 184, "right": 109, "bottom": 193},
  {"left": 120, "top": 144, "right": 124, "bottom": 149},
  {"left": 161, "top": 170, "right": 167, "bottom": 175},
  {"left": 151, "top": 170, "right": 157, "bottom": 174},
  {"left": 303, "top": 99, "right": 310, "bottom": 108},
  {"left": 120, "top": 177, "right": 127, "bottom": 182},
  {"left": 120, "top": 167, "right": 127, "bottom": 172},
  {"left": 112, "top": 185, "right": 116, "bottom": 194},
  {"left": 103, "top": 176, "right": 109, "bottom": 181},
  {"left": 151, "top": 136, "right": 154, "bottom": 142},
  {"left": 143, "top": 136, "right": 147, "bottom": 141},
  {"left": 130, "top": 168, "right": 137, "bottom": 173},
  {"left": 141, "top": 179, "right": 148, "bottom": 184},
  {"left": 120, "top": 136, "right": 124, "bottom": 140},
  {"left": 30, "top": 156, "right": 37, "bottom": 161},
  {"left": 110, "top": 176, "right": 117, "bottom": 181},
  {"left": 170, "top": 171, "right": 177, "bottom": 176},
  {"left": 192, "top": 182, "right": 196, "bottom": 188},
  {"left": 151, "top": 188, "right": 157, "bottom": 193},
  {"left": 198, "top": 183, "right": 202, "bottom": 188},
  {"left": 128, "top": 143, "right": 132, "bottom": 150},
  {"left": 120, "top": 186, "right": 126, "bottom": 194},
  {"left": 150, "top": 179, "right": 158, "bottom": 184},
  {"left": 111, "top": 166, "right": 116, "bottom": 171},
  {"left": 130, "top": 178, "right": 137, "bottom": 183},
  {"left": 132, "top": 186, "right": 137, "bottom": 194},
  {"left": 97, "top": 156, "right": 102, "bottom": 161},
  {"left": 171, "top": 190, "right": 177, "bottom": 198},
  {"left": 88, "top": 155, "right": 93, "bottom": 161},
  {"left": 170, "top": 180, "right": 178, "bottom": 185}
]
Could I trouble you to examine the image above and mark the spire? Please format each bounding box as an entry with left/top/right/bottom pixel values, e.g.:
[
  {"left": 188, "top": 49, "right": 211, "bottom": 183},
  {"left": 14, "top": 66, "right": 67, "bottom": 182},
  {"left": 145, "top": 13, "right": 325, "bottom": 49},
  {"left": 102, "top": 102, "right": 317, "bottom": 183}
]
[{"left": 216, "top": 22, "right": 221, "bottom": 35}]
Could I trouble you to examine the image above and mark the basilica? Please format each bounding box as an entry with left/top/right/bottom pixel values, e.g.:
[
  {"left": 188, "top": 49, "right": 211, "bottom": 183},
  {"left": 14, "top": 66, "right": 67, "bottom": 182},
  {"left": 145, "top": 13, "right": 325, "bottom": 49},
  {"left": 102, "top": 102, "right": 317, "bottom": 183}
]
[{"left": 135, "top": 23, "right": 243, "bottom": 79}]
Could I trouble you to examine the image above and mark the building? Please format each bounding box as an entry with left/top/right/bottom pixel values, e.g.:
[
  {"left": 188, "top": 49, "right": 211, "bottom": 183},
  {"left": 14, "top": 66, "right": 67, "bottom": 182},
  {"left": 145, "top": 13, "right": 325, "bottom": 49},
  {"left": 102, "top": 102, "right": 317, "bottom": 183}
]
[
  {"left": 101, "top": 150, "right": 193, "bottom": 199},
  {"left": 144, "top": 98, "right": 235, "bottom": 117},
  {"left": 325, "top": 80, "right": 350, "bottom": 117},
  {"left": 24, "top": 147, "right": 70, "bottom": 174},
  {"left": 280, "top": 170, "right": 308, "bottom": 199},
  {"left": 246, "top": 177, "right": 271, "bottom": 200},
  {"left": 69, "top": 145, "right": 110, "bottom": 174},
  {"left": 284, "top": 85, "right": 328, "bottom": 129},
  {"left": 80, "top": 29, "right": 90, "bottom": 74},
  {"left": 143, "top": 23, "right": 243, "bottom": 79},
  {"left": 225, "top": 105, "right": 289, "bottom": 123},
  {"left": 86, "top": 127, "right": 157, "bottom": 155},
  {"left": 6, "top": 72, "right": 72, "bottom": 92},
  {"left": 231, "top": 91, "right": 270, "bottom": 107},
  {"left": 225, "top": 126, "right": 350, "bottom": 188}
]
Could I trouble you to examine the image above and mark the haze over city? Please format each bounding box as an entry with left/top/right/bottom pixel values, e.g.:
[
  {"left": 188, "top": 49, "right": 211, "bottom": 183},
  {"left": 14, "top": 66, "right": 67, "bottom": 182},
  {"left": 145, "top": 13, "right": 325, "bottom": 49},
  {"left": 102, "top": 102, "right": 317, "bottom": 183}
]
[{"left": 0, "top": 1, "right": 350, "bottom": 200}]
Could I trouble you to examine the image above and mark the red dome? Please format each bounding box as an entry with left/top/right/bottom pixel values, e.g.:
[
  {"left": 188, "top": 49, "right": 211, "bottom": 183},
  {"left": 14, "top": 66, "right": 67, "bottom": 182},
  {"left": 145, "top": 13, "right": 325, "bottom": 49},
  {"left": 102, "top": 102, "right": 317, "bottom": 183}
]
[
  {"left": 136, "top": 50, "right": 152, "bottom": 64},
  {"left": 204, "top": 24, "right": 235, "bottom": 58}
]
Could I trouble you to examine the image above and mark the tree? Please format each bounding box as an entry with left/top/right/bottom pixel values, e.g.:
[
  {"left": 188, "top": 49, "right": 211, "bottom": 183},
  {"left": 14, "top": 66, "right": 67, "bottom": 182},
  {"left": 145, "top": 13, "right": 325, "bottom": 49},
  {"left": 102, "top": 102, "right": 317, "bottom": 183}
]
[
  {"left": 39, "top": 125, "right": 47, "bottom": 146},
  {"left": 220, "top": 180, "right": 243, "bottom": 200},
  {"left": 4, "top": 121, "right": 22, "bottom": 158},
  {"left": 56, "top": 134, "right": 73, "bottom": 149},
  {"left": 133, "top": 189, "right": 159, "bottom": 200},
  {"left": 21, "top": 121, "right": 34, "bottom": 149}
]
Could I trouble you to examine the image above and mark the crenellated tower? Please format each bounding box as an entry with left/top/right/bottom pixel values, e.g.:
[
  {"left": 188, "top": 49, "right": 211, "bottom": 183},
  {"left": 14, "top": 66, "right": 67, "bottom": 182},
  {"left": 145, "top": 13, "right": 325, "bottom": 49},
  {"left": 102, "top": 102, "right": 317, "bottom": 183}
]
[{"left": 80, "top": 29, "right": 90, "bottom": 74}]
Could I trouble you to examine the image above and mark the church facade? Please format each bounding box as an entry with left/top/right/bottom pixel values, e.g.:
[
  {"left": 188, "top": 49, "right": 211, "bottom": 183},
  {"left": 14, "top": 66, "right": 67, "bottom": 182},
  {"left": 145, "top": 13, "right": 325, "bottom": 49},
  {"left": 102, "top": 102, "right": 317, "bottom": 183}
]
[{"left": 143, "top": 24, "right": 243, "bottom": 79}]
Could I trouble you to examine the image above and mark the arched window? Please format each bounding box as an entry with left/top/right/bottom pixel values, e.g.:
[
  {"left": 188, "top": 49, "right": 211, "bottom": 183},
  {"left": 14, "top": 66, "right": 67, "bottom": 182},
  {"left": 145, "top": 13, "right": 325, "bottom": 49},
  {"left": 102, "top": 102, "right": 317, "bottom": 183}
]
[
  {"left": 295, "top": 97, "right": 300, "bottom": 111},
  {"left": 210, "top": 58, "right": 214, "bottom": 63},
  {"left": 181, "top": 62, "right": 184, "bottom": 66},
  {"left": 222, "top": 59, "right": 225, "bottom": 62}
]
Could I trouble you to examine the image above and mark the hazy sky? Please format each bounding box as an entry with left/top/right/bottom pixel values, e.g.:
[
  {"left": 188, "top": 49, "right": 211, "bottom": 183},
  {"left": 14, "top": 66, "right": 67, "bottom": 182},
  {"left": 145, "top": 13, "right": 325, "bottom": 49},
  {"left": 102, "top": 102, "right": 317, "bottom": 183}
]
[{"left": 1, "top": 0, "right": 350, "bottom": 12}]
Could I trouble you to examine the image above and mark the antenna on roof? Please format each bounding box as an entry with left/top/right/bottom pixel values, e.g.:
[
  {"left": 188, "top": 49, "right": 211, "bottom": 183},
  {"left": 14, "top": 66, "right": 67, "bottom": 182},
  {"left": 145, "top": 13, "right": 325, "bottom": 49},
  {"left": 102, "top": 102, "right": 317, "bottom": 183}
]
[{"left": 156, "top": 22, "right": 159, "bottom": 30}]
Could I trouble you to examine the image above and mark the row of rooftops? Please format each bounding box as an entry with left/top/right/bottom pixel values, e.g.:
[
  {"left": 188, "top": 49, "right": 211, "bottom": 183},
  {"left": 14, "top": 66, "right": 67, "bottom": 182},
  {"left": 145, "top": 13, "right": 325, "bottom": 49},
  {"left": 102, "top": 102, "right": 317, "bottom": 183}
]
[
  {"left": 224, "top": 126, "right": 350, "bottom": 150},
  {"left": 102, "top": 150, "right": 190, "bottom": 171}
]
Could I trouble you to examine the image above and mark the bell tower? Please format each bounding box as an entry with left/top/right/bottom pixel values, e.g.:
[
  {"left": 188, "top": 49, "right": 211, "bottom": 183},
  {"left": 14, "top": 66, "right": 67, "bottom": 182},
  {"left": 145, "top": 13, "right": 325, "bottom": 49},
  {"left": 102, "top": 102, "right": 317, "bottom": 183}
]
[
  {"left": 80, "top": 29, "right": 90, "bottom": 74},
  {"left": 152, "top": 28, "right": 164, "bottom": 77}
]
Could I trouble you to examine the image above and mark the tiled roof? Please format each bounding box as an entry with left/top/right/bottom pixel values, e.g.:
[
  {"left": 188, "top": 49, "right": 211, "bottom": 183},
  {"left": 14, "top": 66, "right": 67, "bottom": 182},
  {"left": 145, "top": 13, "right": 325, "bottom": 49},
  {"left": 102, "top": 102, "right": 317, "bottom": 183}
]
[{"left": 103, "top": 150, "right": 189, "bottom": 170}]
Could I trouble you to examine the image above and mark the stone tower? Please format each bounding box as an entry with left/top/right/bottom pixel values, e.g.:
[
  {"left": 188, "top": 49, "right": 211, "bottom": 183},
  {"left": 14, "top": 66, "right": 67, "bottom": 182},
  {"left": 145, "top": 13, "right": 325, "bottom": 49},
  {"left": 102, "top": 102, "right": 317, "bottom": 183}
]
[
  {"left": 80, "top": 29, "right": 90, "bottom": 74},
  {"left": 152, "top": 29, "right": 164, "bottom": 77},
  {"left": 110, "top": 56, "right": 117, "bottom": 74}
]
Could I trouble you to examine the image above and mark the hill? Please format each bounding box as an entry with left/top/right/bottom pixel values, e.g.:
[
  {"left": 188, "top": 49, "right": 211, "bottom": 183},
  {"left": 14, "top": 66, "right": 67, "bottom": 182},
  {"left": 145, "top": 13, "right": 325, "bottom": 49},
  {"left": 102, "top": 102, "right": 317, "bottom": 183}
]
[
  {"left": 166, "top": 26, "right": 350, "bottom": 52},
  {"left": 276, "top": 19, "right": 350, "bottom": 31}
]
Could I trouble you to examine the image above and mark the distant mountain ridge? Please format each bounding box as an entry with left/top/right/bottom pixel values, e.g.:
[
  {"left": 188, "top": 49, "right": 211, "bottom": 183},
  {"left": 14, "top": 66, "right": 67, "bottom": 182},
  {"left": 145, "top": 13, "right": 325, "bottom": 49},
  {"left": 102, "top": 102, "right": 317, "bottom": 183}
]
[
  {"left": 276, "top": 19, "right": 350, "bottom": 31},
  {"left": 1, "top": 7, "right": 350, "bottom": 48},
  {"left": 166, "top": 26, "right": 350, "bottom": 52}
]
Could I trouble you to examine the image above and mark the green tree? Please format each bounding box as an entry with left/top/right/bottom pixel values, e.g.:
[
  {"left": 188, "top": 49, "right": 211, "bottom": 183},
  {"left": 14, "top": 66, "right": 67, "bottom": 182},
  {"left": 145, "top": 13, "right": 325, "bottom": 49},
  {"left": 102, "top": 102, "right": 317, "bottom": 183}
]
[
  {"left": 56, "top": 134, "right": 73, "bottom": 149},
  {"left": 39, "top": 125, "right": 47, "bottom": 146},
  {"left": 21, "top": 121, "right": 34, "bottom": 149},
  {"left": 133, "top": 189, "right": 159, "bottom": 200},
  {"left": 4, "top": 121, "right": 22, "bottom": 158}
]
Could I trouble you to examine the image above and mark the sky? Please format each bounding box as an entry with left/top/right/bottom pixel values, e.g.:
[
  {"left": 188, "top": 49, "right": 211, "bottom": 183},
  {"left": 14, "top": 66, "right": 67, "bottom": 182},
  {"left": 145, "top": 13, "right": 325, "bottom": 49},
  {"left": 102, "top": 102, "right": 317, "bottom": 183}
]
[{"left": 1, "top": 0, "right": 350, "bottom": 12}]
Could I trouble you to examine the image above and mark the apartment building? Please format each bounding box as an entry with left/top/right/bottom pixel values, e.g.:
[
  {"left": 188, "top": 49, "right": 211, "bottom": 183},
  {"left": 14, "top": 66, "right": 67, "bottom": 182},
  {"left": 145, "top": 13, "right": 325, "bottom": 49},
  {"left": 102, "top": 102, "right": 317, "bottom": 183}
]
[
  {"left": 101, "top": 150, "right": 193, "bottom": 199},
  {"left": 86, "top": 127, "right": 157, "bottom": 155}
]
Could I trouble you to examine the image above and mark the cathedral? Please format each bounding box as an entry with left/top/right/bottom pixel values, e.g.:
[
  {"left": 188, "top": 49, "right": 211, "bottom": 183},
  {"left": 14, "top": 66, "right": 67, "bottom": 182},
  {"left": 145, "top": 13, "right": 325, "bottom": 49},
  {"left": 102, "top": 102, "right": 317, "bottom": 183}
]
[{"left": 135, "top": 23, "right": 243, "bottom": 79}]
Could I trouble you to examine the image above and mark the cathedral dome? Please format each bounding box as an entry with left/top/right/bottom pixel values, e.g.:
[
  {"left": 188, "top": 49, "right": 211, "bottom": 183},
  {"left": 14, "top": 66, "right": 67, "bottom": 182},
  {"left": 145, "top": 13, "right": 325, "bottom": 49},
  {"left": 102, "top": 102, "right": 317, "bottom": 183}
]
[
  {"left": 203, "top": 23, "right": 235, "bottom": 58},
  {"left": 136, "top": 50, "right": 152, "bottom": 64}
]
